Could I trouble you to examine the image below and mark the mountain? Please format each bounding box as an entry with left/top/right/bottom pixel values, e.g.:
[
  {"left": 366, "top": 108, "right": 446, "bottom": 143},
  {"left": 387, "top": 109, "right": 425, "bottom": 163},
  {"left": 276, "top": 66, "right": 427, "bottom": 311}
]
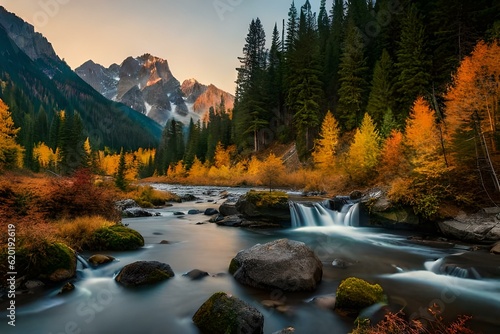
[
  {"left": 0, "top": 6, "right": 162, "bottom": 152},
  {"left": 181, "top": 79, "right": 235, "bottom": 119},
  {"left": 76, "top": 57, "right": 234, "bottom": 125}
]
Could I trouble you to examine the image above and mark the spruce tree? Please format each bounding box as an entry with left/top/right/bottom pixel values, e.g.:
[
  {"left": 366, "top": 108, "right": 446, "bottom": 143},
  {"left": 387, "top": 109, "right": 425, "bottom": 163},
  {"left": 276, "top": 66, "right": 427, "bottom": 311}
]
[
  {"left": 337, "top": 17, "right": 368, "bottom": 130},
  {"left": 115, "top": 148, "right": 127, "bottom": 191},
  {"left": 366, "top": 49, "right": 395, "bottom": 127},
  {"left": 394, "top": 4, "right": 431, "bottom": 122}
]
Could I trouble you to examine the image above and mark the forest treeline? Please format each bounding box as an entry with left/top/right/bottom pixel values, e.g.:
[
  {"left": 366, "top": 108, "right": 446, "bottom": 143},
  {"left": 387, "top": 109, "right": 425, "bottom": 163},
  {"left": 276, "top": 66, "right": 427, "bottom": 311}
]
[{"left": 1, "top": 0, "right": 499, "bottom": 218}]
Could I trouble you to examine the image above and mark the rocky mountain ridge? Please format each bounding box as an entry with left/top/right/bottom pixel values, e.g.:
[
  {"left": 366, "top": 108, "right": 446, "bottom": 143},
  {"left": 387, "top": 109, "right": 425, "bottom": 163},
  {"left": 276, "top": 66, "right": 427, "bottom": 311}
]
[{"left": 76, "top": 56, "right": 234, "bottom": 125}]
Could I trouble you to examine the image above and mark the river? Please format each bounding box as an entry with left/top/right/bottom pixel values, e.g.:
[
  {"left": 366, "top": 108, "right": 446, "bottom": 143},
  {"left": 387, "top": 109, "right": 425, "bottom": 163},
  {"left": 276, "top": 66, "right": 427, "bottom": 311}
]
[{"left": 2, "top": 185, "right": 500, "bottom": 334}]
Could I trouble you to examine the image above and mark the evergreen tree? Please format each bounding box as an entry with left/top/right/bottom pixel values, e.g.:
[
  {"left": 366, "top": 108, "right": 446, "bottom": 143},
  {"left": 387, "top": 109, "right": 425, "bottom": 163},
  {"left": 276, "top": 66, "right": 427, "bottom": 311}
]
[
  {"left": 285, "top": 1, "right": 299, "bottom": 53},
  {"left": 337, "top": 17, "right": 369, "bottom": 130},
  {"left": 394, "top": 4, "right": 431, "bottom": 122},
  {"left": 366, "top": 49, "right": 395, "bottom": 127},
  {"left": 115, "top": 148, "right": 127, "bottom": 191},
  {"left": 324, "top": 0, "right": 345, "bottom": 109},
  {"left": 287, "top": 0, "right": 324, "bottom": 156},
  {"left": 233, "top": 18, "right": 268, "bottom": 151}
]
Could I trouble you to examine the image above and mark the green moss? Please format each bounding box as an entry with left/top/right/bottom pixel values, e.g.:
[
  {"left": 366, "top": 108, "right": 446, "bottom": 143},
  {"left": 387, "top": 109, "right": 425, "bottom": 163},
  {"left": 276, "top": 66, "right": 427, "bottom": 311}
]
[
  {"left": 228, "top": 258, "right": 241, "bottom": 275},
  {"left": 192, "top": 292, "right": 239, "bottom": 334},
  {"left": 90, "top": 225, "right": 144, "bottom": 251},
  {"left": 245, "top": 190, "right": 288, "bottom": 208},
  {"left": 148, "top": 268, "right": 173, "bottom": 282},
  {"left": 3, "top": 241, "right": 76, "bottom": 280},
  {"left": 335, "top": 277, "right": 385, "bottom": 316}
]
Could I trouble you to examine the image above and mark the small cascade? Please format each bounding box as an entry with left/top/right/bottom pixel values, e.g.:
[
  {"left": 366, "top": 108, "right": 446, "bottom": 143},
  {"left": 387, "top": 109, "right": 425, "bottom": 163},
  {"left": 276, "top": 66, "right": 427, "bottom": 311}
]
[
  {"left": 76, "top": 253, "right": 89, "bottom": 270},
  {"left": 425, "top": 258, "right": 482, "bottom": 279},
  {"left": 290, "top": 199, "right": 360, "bottom": 228}
]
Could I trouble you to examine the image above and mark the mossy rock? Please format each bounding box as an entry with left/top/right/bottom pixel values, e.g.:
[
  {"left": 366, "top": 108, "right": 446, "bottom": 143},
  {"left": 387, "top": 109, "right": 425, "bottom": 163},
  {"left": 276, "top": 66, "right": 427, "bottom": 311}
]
[
  {"left": 335, "top": 277, "right": 385, "bottom": 316},
  {"left": 192, "top": 292, "right": 264, "bottom": 334},
  {"left": 90, "top": 225, "right": 144, "bottom": 251},
  {"left": 228, "top": 258, "right": 241, "bottom": 275},
  {"left": 235, "top": 191, "right": 290, "bottom": 223},
  {"left": 5, "top": 241, "right": 76, "bottom": 282},
  {"left": 244, "top": 190, "right": 289, "bottom": 208},
  {"left": 115, "top": 261, "right": 174, "bottom": 287}
]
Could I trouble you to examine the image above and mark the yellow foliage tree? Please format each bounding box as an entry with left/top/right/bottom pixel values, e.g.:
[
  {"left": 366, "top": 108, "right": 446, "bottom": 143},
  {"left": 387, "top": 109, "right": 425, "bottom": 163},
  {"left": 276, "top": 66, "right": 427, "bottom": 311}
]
[
  {"left": 312, "top": 111, "right": 340, "bottom": 170},
  {"left": 0, "top": 99, "right": 24, "bottom": 169},
  {"left": 33, "top": 142, "right": 57, "bottom": 169},
  {"left": 260, "top": 153, "right": 285, "bottom": 191},
  {"left": 344, "top": 113, "right": 381, "bottom": 183},
  {"left": 188, "top": 156, "right": 208, "bottom": 180}
]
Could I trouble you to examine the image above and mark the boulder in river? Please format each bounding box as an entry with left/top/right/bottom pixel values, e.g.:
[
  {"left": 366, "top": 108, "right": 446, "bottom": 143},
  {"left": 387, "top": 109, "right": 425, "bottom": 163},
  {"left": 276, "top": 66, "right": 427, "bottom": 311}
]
[
  {"left": 88, "top": 254, "right": 115, "bottom": 266},
  {"left": 183, "top": 269, "right": 209, "bottom": 280},
  {"left": 438, "top": 211, "right": 500, "bottom": 243},
  {"left": 335, "top": 277, "right": 385, "bottom": 317},
  {"left": 115, "top": 261, "right": 174, "bottom": 287},
  {"left": 192, "top": 292, "right": 264, "bottom": 334},
  {"left": 229, "top": 239, "right": 322, "bottom": 292},
  {"left": 235, "top": 191, "right": 290, "bottom": 223},
  {"left": 204, "top": 208, "right": 219, "bottom": 216},
  {"left": 90, "top": 225, "right": 144, "bottom": 251},
  {"left": 219, "top": 201, "right": 239, "bottom": 216},
  {"left": 491, "top": 241, "right": 500, "bottom": 255}
]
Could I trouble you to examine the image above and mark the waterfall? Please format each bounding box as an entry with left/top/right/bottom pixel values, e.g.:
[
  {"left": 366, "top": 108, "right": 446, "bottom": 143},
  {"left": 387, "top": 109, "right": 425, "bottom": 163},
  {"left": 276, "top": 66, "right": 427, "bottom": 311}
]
[{"left": 289, "top": 200, "right": 360, "bottom": 228}]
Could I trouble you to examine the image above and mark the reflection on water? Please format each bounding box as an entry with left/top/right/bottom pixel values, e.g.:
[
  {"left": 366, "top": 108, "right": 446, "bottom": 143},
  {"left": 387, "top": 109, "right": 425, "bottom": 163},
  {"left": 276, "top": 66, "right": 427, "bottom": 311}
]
[{"left": 2, "top": 186, "right": 500, "bottom": 334}]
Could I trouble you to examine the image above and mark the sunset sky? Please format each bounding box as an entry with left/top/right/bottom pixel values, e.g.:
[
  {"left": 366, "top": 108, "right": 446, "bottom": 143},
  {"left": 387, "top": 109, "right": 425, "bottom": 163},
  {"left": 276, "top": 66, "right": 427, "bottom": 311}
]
[{"left": 0, "top": 0, "right": 322, "bottom": 93}]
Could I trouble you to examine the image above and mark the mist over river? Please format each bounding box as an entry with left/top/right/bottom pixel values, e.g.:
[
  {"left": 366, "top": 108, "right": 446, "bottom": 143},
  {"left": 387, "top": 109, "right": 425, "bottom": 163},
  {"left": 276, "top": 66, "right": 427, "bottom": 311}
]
[{"left": 2, "top": 185, "right": 500, "bottom": 334}]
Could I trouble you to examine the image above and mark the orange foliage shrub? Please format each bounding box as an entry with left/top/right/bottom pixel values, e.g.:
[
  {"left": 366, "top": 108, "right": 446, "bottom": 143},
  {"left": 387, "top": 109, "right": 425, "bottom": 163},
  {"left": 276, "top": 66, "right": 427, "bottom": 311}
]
[{"left": 40, "top": 169, "right": 120, "bottom": 222}]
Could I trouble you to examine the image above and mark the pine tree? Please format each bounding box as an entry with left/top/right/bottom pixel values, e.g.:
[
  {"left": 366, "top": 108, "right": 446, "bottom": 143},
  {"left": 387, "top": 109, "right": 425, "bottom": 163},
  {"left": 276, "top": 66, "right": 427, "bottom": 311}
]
[
  {"left": 324, "top": 0, "right": 345, "bottom": 109},
  {"left": 115, "top": 148, "right": 127, "bottom": 191},
  {"left": 337, "top": 17, "right": 369, "bottom": 130},
  {"left": 233, "top": 18, "right": 268, "bottom": 151},
  {"left": 285, "top": 1, "right": 299, "bottom": 53},
  {"left": 312, "top": 111, "right": 340, "bottom": 170},
  {"left": 394, "top": 4, "right": 431, "bottom": 122},
  {"left": 366, "top": 49, "right": 395, "bottom": 127}
]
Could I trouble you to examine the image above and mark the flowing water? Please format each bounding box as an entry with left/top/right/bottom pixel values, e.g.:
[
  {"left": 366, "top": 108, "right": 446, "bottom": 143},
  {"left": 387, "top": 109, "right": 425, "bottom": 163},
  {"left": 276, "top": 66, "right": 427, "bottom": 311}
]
[{"left": 2, "top": 186, "right": 500, "bottom": 334}]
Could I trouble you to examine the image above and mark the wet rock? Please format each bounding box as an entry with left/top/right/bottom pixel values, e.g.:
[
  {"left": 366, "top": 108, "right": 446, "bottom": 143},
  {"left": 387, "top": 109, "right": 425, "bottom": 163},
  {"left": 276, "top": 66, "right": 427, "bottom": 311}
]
[
  {"left": 180, "top": 194, "right": 199, "bottom": 202},
  {"left": 219, "top": 201, "right": 239, "bottom": 216},
  {"left": 204, "top": 208, "right": 219, "bottom": 216},
  {"left": 239, "top": 220, "right": 283, "bottom": 228},
  {"left": 196, "top": 222, "right": 206, "bottom": 225},
  {"left": 173, "top": 211, "right": 185, "bottom": 216},
  {"left": 335, "top": 277, "right": 385, "bottom": 317},
  {"left": 310, "top": 294, "right": 336, "bottom": 310},
  {"left": 188, "top": 209, "right": 202, "bottom": 215},
  {"left": 159, "top": 240, "right": 171, "bottom": 244},
  {"left": 88, "top": 254, "right": 115, "bottom": 266},
  {"left": 272, "top": 327, "right": 295, "bottom": 334},
  {"left": 349, "top": 190, "right": 363, "bottom": 200},
  {"left": 115, "top": 261, "right": 174, "bottom": 287},
  {"left": 24, "top": 280, "right": 45, "bottom": 290},
  {"left": 215, "top": 215, "right": 243, "bottom": 227},
  {"left": 183, "top": 269, "right": 209, "bottom": 280},
  {"left": 438, "top": 211, "right": 500, "bottom": 243},
  {"left": 192, "top": 292, "right": 264, "bottom": 334},
  {"left": 332, "top": 258, "right": 353, "bottom": 269},
  {"left": 123, "top": 207, "right": 153, "bottom": 218},
  {"left": 58, "top": 282, "right": 75, "bottom": 295},
  {"left": 235, "top": 191, "right": 290, "bottom": 223},
  {"left": 491, "top": 242, "right": 500, "bottom": 255},
  {"left": 115, "top": 199, "right": 140, "bottom": 211},
  {"left": 229, "top": 239, "right": 322, "bottom": 292}
]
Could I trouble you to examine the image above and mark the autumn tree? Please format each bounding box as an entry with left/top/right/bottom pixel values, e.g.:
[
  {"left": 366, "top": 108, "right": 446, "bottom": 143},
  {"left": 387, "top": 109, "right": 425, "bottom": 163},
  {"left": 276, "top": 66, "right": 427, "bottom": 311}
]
[
  {"left": 444, "top": 39, "right": 500, "bottom": 191},
  {"left": 260, "top": 153, "right": 286, "bottom": 192},
  {"left": 312, "top": 111, "right": 340, "bottom": 170},
  {"left": 406, "top": 97, "right": 447, "bottom": 178},
  {"left": 0, "top": 99, "right": 24, "bottom": 169},
  {"left": 344, "top": 113, "right": 381, "bottom": 184},
  {"left": 377, "top": 130, "right": 408, "bottom": 182}
]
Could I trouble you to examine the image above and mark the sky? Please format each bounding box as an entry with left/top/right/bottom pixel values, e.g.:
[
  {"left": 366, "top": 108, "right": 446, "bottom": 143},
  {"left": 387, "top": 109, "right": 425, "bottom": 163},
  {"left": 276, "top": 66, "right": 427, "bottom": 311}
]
[{"left": 0, "top": 0, "right": 323, "bottom": 94}]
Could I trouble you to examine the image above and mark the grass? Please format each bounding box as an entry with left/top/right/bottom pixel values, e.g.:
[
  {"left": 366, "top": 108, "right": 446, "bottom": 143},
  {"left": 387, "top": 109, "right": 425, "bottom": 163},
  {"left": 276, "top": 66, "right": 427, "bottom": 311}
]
[
  {"left": 56, "top": 216, "right": 115, "bottom": 251},
  {"left": 127, "top": 185, "right": 180, "bottom": 207}
]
